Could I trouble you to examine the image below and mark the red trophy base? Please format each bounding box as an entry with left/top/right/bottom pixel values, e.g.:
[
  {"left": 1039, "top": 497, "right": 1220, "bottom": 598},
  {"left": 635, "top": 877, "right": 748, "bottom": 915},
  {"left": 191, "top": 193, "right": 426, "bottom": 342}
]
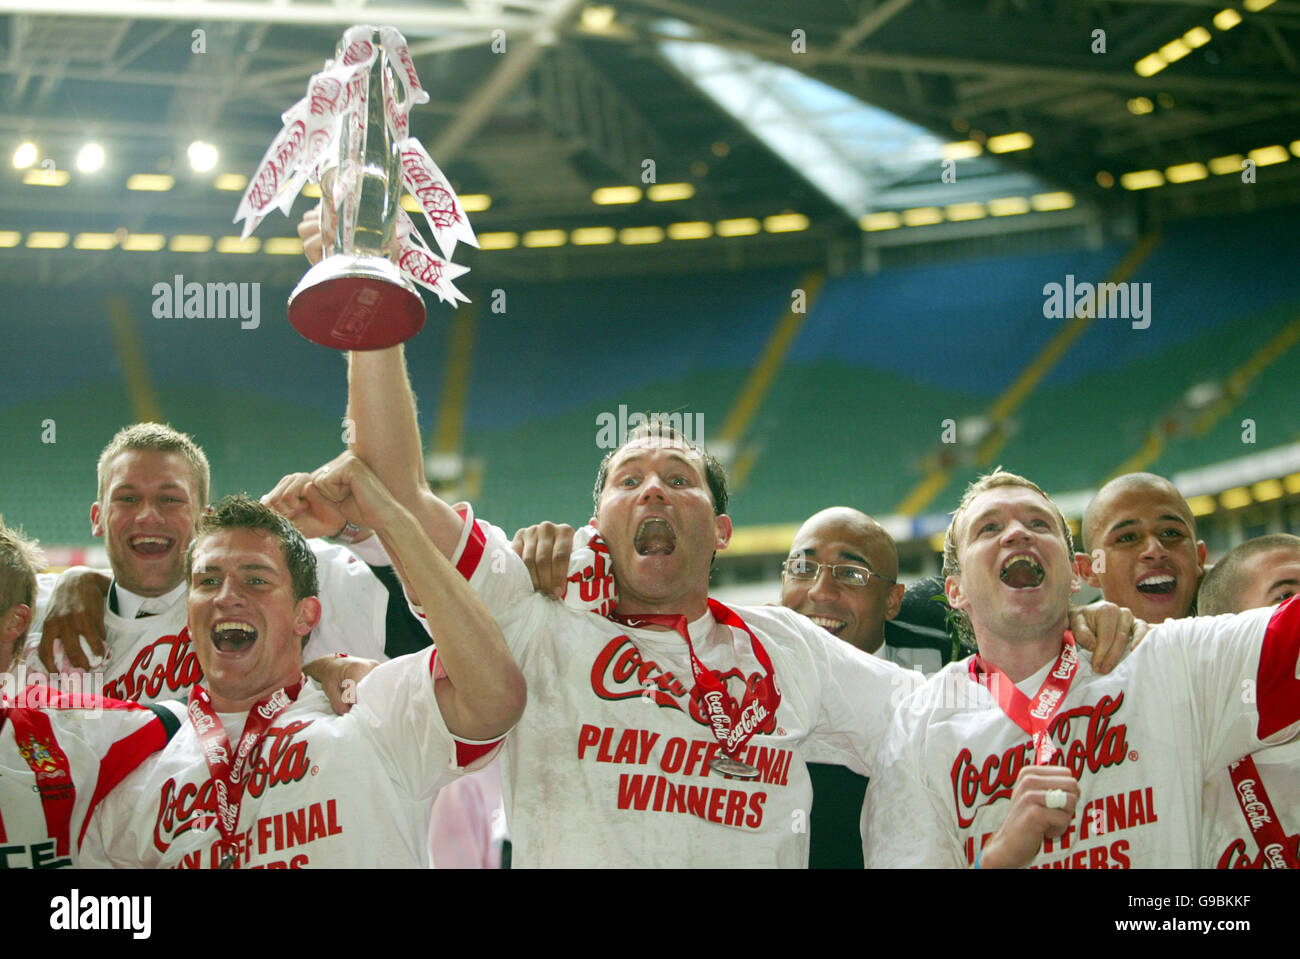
[{"left": 288, "top": 255, "right": 426, "bottom": 350}]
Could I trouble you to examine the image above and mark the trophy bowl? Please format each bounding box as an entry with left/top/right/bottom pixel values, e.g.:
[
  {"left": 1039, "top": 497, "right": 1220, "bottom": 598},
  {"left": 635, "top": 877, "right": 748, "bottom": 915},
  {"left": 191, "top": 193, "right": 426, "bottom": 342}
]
[{"left": 288, "top": 255, "right": 425, "bottom": 351}]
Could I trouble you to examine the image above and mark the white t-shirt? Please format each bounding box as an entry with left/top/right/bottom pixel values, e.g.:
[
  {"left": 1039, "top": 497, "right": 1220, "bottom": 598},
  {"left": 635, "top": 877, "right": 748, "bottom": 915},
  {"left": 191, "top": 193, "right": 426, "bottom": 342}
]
[
  {"left": 864, "top": 599, "right": 1300, "bottom": 868},
  {"left": 447, "top": 510, "right": 922, "bottom": 868},
  {"left": 0, "top": 693, "right": 172, "bottom": 867},
  {"left": 80, "top": 647, "right": 500, "bottom": 868},
  {"left": 21, "top": 539, "right": 394, "bottom": 705},
  {"left": 1203, "top": 739, "right": 1300, "bottom": 868}
]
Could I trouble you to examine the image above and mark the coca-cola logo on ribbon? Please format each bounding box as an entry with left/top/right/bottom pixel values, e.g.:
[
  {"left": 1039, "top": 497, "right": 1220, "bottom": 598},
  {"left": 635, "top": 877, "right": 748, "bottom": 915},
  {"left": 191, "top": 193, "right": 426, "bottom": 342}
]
[
  {"left": 152, "top": 719, "right": 314, "bottom": 852},
  {"left": 309, "top": 77, "right": 343, "bottom": 116},
  {"left": 342, "top": 40, "right": 374, "bottom": 66}
]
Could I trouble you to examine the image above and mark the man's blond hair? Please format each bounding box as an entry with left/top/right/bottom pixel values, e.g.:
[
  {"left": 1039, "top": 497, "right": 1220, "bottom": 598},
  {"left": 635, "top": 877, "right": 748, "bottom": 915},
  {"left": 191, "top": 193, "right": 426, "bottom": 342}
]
[
  {"left": 0, "top": 515, "right": 46, "bottom": 616},
  {"left": 941, "top": 470, "right": 1074, "bottom": 644},
  {"left": 96, "top": 423, "right": 210, "bottom": 506}
]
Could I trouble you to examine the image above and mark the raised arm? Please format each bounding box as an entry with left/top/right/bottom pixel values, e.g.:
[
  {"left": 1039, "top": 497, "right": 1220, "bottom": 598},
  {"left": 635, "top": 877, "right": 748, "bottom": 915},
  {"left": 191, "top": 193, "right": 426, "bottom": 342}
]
[
  {"left": 300, "top": 205, "right": 464, "bottom": 559},
  {"left": 311, "top": 451, "right": 525, "bottom": 739}
]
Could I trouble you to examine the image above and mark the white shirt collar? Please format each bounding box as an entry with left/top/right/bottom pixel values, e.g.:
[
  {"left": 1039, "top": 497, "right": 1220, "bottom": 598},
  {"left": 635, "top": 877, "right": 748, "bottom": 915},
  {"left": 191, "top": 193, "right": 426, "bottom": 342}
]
[{"left": 112, "top": 580, "right": 186, "bottom": 620}]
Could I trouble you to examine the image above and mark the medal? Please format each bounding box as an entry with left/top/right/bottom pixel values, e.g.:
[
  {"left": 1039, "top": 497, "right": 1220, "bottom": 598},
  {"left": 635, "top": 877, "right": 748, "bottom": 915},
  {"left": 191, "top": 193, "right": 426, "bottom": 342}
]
[
  {"left": 612, "top": 599, "right": 781, "bottom": 781},
  {"left": 709, "top": 755, "right": 760, "bottom": 779},
  {"left": 218, "top": 850, "right": 237, "bottom": 869}
]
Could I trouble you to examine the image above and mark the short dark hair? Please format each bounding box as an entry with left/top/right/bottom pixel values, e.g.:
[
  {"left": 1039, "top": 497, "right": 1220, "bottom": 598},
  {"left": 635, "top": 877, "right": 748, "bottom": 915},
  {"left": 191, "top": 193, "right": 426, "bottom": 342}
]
[
  {"left": 1198, "top": 533, "right": 1300, "bottom": 615},
  {"left": 184, "top": 494, "right": 318, "bottom": 602},
  {"left": 98, "top": 422, "right": 211, "bottom": 506},
  {"left": 592, "top": 415, "right": 729, "bottom": 517}
]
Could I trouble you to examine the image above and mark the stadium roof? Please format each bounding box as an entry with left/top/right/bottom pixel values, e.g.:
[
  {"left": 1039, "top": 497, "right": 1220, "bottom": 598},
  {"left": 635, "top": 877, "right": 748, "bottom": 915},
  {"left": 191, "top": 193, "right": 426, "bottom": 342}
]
[{"left": 0, "top": 0, "right": 1297, "bottom": 282}]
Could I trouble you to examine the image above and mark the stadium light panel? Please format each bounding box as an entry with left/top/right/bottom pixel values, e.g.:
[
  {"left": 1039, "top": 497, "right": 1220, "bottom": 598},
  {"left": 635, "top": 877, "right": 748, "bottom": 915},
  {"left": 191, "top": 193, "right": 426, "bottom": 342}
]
[
  {"left": 0, "top": 231, "right": 22, "bottom": 247},
  {"left": 986, "top": 132, "right": 1033, "bottom": 154},
  {"left": 121, "top": 233, "right": 166, "bottom": 251},
  {"left": 23, "top": 168, "right": 69, "bottom": 186},
  {"left": 1134, "top": 53, "right": 1167, "bottom": 77},
  {"left": 667, "top": 221, "right": 712, "bottom": 240},
  {"left": 76, "top": 143, "right": 104, "bottom": 173},
  {"left": 860, "top": 212, "right": 900, "bottom": 231},
  {"left": 988, "top": 196, "right": 1031, "bottom": 215},
  {"left": 216, "top": 236, "right": 260, "bottom": 254},
  {"left": 1252, "top": 479, "right": 1284, "bottom": 502},
  {"left": 187, "top": 141, "right": 218, "bottom": 173},
  {"left": 1213, "top": 8, "right": 1242, "bottom": 29},
  {"left": 74, "top": 232, "right": 118, "bottom": 250},
  {"left": 1220, "top": 487, "right": 1252, "bottom": 510},
  {"left": 901, "top": 206, "right": 942, "bottom": 227},
  {"left": 1208, "top": 154, "right": 1244, "bottom": 175},
  {"left": 618, "top": 226, "right": 665, "bottom": 245},
  {"left": 1120, "top": 170, "right": 1165, "bottom": 190},
  {"left": 647, "top": 183, "right": 694, "bottom": 202},
  {"left": 570, "top": 227, "right": 616, "bottom": 245},
  {"left": 592, "top": 186, "right": 641, "bottom": 205},
  {"left": 478, "top": 232, "right": 518, "bottom": 250},
  {"left": 12, "top": 141, "right": 36, "bottom": 169},
  {"left": 1165, "top": 162, "right": 1208, "bottom": 183},
  {"left": 126, "top": 174, "right": 174, "bottom": 192},
  {"left": 1183, "top": 26, "right": 1212, "bottom": 48},
  {"left": 942, "top": 141, "right": 982, "bottom": 160},
  {"left": 763, "top": 213, "right": 808, "bottom": 233},
  {"left": 1186, "top": 495, "right": 1216, "bottom": 517},
  {"left": 1030, "top": 192, "right": 1074, "bottom": 211},
  {"left": 26, "top": 231, "right": 69, "bottom": 249},
  {"left": 1248, "top": 145, "right": 1289, "bottom": 166},
  {"left": 264, "top": 237, "right": 304, "bottom": 255},
  {"left": 945, "top": 202, "right": 986, "bottom": 221},
  {"left": 715, "top": 218, "right": 760, "bottom": 237},
  {"left": 169, "top": 235, "right": 213, "bottom": 253},
  {"left": 214, "top": 173, "right": 247, "bottom": 191},
  {"left": 522, "top": 229, "right": 567, "bottom": 248},
  {"left": 1158, "top": 39, "right": 1191, "bottom": 63}
]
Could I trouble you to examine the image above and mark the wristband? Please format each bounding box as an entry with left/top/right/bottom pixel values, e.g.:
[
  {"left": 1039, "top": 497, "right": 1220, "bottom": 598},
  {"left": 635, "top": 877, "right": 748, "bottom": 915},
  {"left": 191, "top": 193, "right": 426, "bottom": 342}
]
[{"left": 326, "top": 521, "right": 365, "bottom": 545}]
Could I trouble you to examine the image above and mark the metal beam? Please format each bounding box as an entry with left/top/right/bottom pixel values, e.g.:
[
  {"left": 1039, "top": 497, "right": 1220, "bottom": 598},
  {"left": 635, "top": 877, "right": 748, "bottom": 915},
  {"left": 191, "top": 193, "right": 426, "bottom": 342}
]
[
  {"left": 429, "top": 0, "right": 587, "bottom": 164},
  {"left": 833, "top": 0, "right": 917, "bottom": 54}
]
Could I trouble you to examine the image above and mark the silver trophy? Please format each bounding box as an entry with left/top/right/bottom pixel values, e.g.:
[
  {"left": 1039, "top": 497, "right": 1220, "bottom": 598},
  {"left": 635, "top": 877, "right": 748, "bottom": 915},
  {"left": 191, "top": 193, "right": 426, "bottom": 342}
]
[{"left": 236, "top": 25, "right": 474, "bottom": 350}]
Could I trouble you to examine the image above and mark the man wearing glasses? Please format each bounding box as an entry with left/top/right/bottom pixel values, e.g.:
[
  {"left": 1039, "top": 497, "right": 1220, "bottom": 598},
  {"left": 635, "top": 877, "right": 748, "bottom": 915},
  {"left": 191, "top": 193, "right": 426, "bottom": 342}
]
[{"left": 780, "top": 508, "right": 906, "bottom": 661}]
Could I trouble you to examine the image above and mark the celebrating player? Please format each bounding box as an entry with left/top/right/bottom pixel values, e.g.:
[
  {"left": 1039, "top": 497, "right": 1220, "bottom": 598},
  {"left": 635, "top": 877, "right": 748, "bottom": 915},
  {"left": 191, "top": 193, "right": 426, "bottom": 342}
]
[
  {"left": 80, "top": 458, "right": 524, "bottom": 868},
  {"left": 0, "top": 517, "right": 178, "bottom": 868},
  {"left": 1197, "top": 533, "right": 1300, "bottom": 868},
  {"left": 1076, "top": 471, "right": 1206, "bottom": 623},
  {"left": 864, "top": 469, "right": 1300, "bottom": 868},
  {"left": 26, "top": 423, "right": 422, "bottom": 704}
]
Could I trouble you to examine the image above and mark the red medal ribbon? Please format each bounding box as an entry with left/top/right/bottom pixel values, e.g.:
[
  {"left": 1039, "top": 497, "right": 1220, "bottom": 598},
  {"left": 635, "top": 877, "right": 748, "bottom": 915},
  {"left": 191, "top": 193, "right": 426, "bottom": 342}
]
[
  {"left": 1227, "top": 755, "right": 1299, "bottom": 869},
  {"left": 186, "top": 677, "right": 304, "bottom": 867},
  {"left": 968, "top": 632, "right": 1081, "bottom": 765},
  {"left": 611, "top": 599, "right": 781, "bottom": 761}
]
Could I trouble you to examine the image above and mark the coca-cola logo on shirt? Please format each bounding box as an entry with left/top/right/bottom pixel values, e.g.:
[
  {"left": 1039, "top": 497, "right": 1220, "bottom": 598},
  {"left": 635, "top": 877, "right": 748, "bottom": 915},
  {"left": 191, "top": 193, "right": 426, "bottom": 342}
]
[
  {"left": 151, "top": 719, "right": 313, "bottom": 852},
  {"left": 104, "top": 627, "right": 204, "bottom": 702},
  {"left": 949, "top": 693, "right": 1131, "bottom": 828},
  {"left": 591, "top": 635, "right": 755, "bottom": 728}
]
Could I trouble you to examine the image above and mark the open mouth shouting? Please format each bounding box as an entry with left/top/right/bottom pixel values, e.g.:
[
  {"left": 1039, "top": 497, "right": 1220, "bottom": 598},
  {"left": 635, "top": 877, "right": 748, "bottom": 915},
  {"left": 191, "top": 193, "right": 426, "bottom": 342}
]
[
  {"left": 212, "top": 619, "right": 258, "bottom": 653},
  {"left": 129, "top": 534, "right": 175, "bottom": 557},
  {"left": 1136, "top": 571, "right": 1177, "bottom": 595},
  {"left": 1000, "top": 553, "right": 1046, "bottom": 589},
  {"left": 634, "top": 517, "right": 677, "bottom": 556}
]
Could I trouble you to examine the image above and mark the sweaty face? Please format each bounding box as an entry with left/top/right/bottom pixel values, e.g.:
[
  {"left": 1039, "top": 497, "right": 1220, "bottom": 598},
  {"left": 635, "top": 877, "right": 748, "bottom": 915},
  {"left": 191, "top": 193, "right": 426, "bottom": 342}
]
[
  {"left": 1233, "top": 546, "right": 1300, "bottom": 613},
  {"left": 947, "top": 486, "right": 1078, "bottom": 644},
  {"left": 92, "top": 450, "right": 202, "bottom": 598},
  {"left": 189, "top": 528, "right": 317, "bottom": 711},
  {"left": 780, "top": 514, "right": 901, "bottom": 653},
  {"left": 1085, "top": 486, "right": 1204, "bottom": 622},
  {"left": 594, "top": 438, "right": 730, "bottom": 616}
]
